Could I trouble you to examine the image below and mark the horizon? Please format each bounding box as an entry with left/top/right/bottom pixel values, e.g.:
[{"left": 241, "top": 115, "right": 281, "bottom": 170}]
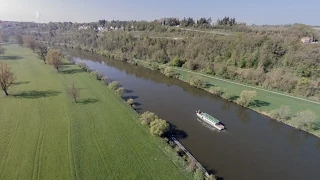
[{"left": 0, "top": 0, "right": 319, "bottom": 25}]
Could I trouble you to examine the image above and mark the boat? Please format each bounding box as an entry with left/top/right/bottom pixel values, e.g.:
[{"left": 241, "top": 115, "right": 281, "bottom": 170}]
[{"left": 196, "top": 110, "right": 225, "bottom": 131}]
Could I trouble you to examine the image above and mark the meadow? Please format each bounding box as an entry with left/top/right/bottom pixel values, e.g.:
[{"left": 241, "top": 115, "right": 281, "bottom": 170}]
[{"left": 0, "top": 44, "right": 191, "bottom": 179}]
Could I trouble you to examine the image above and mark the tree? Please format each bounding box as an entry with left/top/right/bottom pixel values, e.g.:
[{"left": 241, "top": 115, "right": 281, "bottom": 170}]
[
  {"left": 189, "top": 76, "right": 205, "bottom": 88},
  {"left": 194, "top": 168, "right": 204, "bottom": 180},
  {"left": 108, "top": 81, "right": 120, "bottom": 91},
  {"left": 24, "top": 36, "right": 37, "bottom": 52},
  {"left": 0, "top": 31, "right": 9, "bottom": 42},
  {"left": 140, "top": 111, "right": 158, "bottom": 126},
  {"left": 187, "top": 160, "right": 196, "bottom": 172},
  {"left": 149, "top": 119, "right": 169, "bottom": 136},
  {"left": 0, "top": 62, "right": 16, "bottom": 96},
  {"left": 171, "top": 56, "right": 184, "bottom": 67},
  {"left": 205, "top": 174, "right": 217, "bottom": 180},
  {"left": 15, "top": 34, "right": 24, "bottom": 46},
  {"left": 115, "top": 87, "right": 125, "bottom": 96},
  {"left": 271, "top": 105, "right": 292, "bottom": 121},
  {"left": 295, "top": 78, "right": 311, "bottom": 96},
  {"left": 127, "top": 98, "right": 134, "bottom": 105},
  {"left": 67, "top": 83, "right": 79, "bottom": 103},
  {"left": 0, "top": 45, "right": 5, "bottom": 55},
  {"left": 237, "top": 90, "right": 257, "bottom": 106},
  {"left": 46, "top": 49, "right": 63, "bottom": 72},
  {"left": 36, "top": 44, "right": 48, "bottom": 64},
  {"left": 293, "top": 110, "right": 317, "bottom": 130}
]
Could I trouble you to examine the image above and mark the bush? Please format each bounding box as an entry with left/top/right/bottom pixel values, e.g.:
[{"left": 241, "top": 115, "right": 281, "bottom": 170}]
[
  {"left": 237, "top": 90, "right": 257, "bottom": 107},
  {"left": 164, "top": 67, "right": 179, "bottom": 78},
  {"left": 149, "top": 119, "right": 170, "bottom": 136},
  {"left": 115, "top": 87, "right": 125, "bottom": 96},
  {"left": 292, "top": 110, "right": 317, "bottom": 130},
  {"left": 171, "top": 56, "right": 184, "bottom": 67},
  {"left": 127, "top": 98, "right": 134, "bottom": 105},
  {"left": 140, "top": 111, "right": 158, "bottom": 126},
  {"left": 270, "top": 105, "right": 292, "bottom": 121},
  {"left": 189, "top": 76, "right": 205, "bottom": 89},
  {"left": 205, "top": 174, "right": 217, "bottom": 180},
  {"left": 194, "top": 168, "right": 204, "bottom": 180},
  {"left": 78, "top": 63, "right": 90, "bottom": 72},
  {"left": 209, "top": 87, "right": 225, "bottom": 96},
  {"left": 108, "top": 81, "right": 120, "bottom": 91},
  {"left": 91, "top": 70, "right": 104, "bottom": 80},
  {"left": 102, "top": 76, "right": 109, "bottom": 84}
]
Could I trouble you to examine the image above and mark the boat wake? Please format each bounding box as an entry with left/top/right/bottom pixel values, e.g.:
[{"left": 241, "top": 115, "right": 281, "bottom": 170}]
[{"left": 196, "top": 118, "right": 228, "bottom": 133}]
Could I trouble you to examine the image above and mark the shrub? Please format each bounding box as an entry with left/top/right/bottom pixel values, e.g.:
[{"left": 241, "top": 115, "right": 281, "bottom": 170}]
[
  {"left": 171, "top": 56, "right": 184, "bottom": 67},
  {"left": 209, "top": 87, "right": 224, "bottom": 96},
  {"left": 127, "top": 98, "right": 134, "bottom": 105},
  {"left": 108, "top": 81, "right": 120, "bottom": 91},
  {"left": 189, "top": 76, "right": 205, "bottom": 89},
  {"left": 292, "top": 110, "right": 317, "bottom": 130},
  {"left": 115, "top": 87, "right": 125, "bottom": 96},
  {"left": 237, "top": 90, "right": 257, "bottom": 107},
  {"left": 78, "top": 63, "right": 90, "bottom": 72},
  {"left": 164, "top": 67, "right": 179, "bottom": 78},
  {"left": 149, "top": 119, "right": 170, "bottom": 136},
  {"left": 194, "top": 168, "right": 204, "bottom": 180},
  {"left": 140, "top": 111, "right": 158, "bottom": 126},
  {"left": 91, "top": 70, "right": 104, "bottom": 80},
  {"left": 270, "top": 105, "right": 292, "bottom": 121},
  {"left": 102, "top": 76, "right": 109, "bottom": 84},
  {"left": 205, "top": 174, "right": 217, "bottom": 180}
]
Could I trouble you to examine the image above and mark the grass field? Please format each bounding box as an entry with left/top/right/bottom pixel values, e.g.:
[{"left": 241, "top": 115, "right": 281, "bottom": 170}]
[
  {"left": 135, "top": 60, "right": 320, "bottom": 137},
  {"left": 0, "top": 44, "right": 191, "bottom": 179}
]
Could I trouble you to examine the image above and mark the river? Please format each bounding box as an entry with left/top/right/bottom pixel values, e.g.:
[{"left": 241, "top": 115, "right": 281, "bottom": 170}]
[{"left": 67, "top": 50, "right": 320, "bottom": 180}]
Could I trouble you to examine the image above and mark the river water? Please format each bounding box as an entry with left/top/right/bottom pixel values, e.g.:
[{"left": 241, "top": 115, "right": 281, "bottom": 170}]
[{"left": 67, "top": 50, "right": 320, "bottom": 180}]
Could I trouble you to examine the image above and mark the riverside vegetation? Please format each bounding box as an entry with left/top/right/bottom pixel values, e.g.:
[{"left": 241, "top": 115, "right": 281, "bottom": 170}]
[{"left": 1, "top": 17, "right": 319, "bottom": 136}]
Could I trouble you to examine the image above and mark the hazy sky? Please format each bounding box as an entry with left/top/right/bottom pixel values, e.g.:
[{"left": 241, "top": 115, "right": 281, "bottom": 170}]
[{"left": 0, "top": 0, "right": 319, "bottom": 25}]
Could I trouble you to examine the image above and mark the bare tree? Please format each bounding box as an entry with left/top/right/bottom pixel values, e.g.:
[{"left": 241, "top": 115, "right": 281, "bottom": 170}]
[
  {"left": 23, "top": 36, "right": 37, "bottom": 52},
  {"left": 36, "top": 44, "right": 48, "bottom": 64},
  {"left": 46, "top": 49, "right": 63, "bottom": 72},
  {"left": 0, "top": 62, "right": 16, "bottom": 96},
  {"left": 67, "top": 83, "right": 79, "bottom": 103}
]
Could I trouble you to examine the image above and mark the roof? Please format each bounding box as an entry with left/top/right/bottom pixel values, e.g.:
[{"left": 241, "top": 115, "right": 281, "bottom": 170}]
[
  {"left": 301, "top": 37, "right": 311, "bottom": 40},
  {"left": 203, "top": 113, "right": 220, "bottom": 123}
]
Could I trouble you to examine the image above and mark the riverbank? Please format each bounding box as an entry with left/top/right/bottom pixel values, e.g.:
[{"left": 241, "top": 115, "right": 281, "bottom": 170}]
[
  {"left": 55, "top": 41, "right": 320, "bottom": 138},
  {"left": 132, "top": 59, "right": 320, "bottom": 137},
  {"left": 0, "top": 44, "right": 193, "bottom": 179}
]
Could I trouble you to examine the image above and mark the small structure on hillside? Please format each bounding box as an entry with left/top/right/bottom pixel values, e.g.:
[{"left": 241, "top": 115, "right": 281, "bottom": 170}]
[
  {"left": 301, "top": 37, "right": 313, "bottom": 43},
  {"left": 301, "top": 36, "right": 318, "bottom": 44}
]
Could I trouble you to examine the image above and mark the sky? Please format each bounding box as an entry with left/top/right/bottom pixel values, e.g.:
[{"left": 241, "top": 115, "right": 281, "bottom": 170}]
[{"left": 0, "top": 0, "right": 319, "bottom": 25}]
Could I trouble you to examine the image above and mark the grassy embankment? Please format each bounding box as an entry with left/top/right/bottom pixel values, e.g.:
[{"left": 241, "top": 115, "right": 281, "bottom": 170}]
[
  {"left": 134, "top": 59, "right": 320, "bottom": 137},
  {"left": 0, "top": 44, "right": 192, "bottom": 179}
]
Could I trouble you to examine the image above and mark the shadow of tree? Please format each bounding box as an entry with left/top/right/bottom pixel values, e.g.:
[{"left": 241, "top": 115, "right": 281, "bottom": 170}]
[
  {"left": 125, "top": 89, "right": 134, "bottom": 93},
  {"left": 165, "top": 124, "right": 188, "bottom": 139},
  {"left": 79, "top": 98, "right": 99, "bottom": 104},
  {"left": 13, "top": 90, "right": 61, "bottom": 99},
  {"left": 13, "top": 81, "right": 30, "bottom": 85},
  {"left": 249, "top": 100, "right": 270, "bottom": 107},
  {"left": 0, "top": 56, "right": 23, "bottom": 60},
  {"left": 229, "top": 95, "right": 239, "bottom": 101},
  {"left": 60, "top": 69, "right": 84, "bottom": 74}
]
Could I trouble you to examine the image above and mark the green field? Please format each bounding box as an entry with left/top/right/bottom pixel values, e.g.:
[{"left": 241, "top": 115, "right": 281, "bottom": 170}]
[
  {"left": 135, "top": 60, "right": 320, "bottom": 137},
  {"left": 0, "top": 44, "right": 190, "bottom": 179}
]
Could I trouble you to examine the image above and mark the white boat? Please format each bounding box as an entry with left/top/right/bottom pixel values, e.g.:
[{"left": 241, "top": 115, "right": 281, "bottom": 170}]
[{"left": 196, "top": 110, "right": 225, "bottom": 131}]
